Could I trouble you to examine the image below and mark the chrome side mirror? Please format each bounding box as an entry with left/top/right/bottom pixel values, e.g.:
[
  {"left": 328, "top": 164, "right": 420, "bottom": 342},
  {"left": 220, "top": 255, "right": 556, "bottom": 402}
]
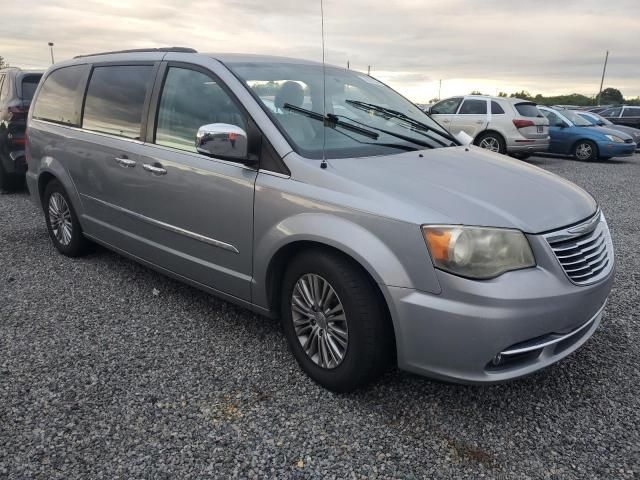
[{"left": 196, "top": 123, "right": 248, "bottom": 161}]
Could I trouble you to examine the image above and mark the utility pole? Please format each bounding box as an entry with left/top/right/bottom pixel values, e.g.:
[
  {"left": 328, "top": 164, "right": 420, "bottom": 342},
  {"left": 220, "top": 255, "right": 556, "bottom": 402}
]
[
  {"left": 367, "top": 65, "right": 370, "bottom": 75},
  {"left": 48, "top": 42, "right": 55, "bottom": 64},
  {"left": 347, "top": 60, "right": 350, "bottom": 70},
  {"left": 596, "top": 50, "right": 609, "bottom": 106},
  {"left": 438, "top": 79, "right": 442, "bottom": 100}
]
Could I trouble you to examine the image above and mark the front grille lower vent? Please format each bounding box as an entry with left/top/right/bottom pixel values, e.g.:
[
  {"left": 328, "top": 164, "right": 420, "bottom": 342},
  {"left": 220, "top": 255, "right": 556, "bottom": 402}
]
[{"left": 546, "top": 213, "right": 614, "bottom": 286}]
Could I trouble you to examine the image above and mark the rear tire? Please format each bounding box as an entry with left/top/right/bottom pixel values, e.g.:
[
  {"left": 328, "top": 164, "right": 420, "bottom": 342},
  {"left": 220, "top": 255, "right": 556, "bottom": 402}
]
[
  {"left": 280, "top": 250, "right": 393, "bottom": 392},
  {"left": 573, "top": 140, "right": 598, "bottom": 161},
  {"left": 43, "top": 180, "right": 91, "bottom": 257},
  {"left": 475, "top": 132, "right": 506, "bottom": 154}
]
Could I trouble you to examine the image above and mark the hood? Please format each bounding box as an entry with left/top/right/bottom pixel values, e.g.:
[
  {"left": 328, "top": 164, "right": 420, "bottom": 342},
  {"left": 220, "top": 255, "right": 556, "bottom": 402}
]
[
  {"left": 603, "top": 124, "right": 640, "bottom": 139},
  {"left": 591, "top": 126, "right": 634, "bottom": 140},
  {"left": 325, "top": 146, "right": 597, "bottom": 234}
]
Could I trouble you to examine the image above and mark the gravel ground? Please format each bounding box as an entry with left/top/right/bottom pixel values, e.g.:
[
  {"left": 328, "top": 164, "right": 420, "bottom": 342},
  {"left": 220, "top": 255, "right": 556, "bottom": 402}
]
[{"left": 1, "top": 153, "right": 639, "bottom": 479}]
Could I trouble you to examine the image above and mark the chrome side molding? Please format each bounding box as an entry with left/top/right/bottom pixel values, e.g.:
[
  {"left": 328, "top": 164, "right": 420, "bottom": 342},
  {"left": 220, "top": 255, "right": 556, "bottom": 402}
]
[{"left": 80, "top": 194, "right": 240, "bottom": 254}]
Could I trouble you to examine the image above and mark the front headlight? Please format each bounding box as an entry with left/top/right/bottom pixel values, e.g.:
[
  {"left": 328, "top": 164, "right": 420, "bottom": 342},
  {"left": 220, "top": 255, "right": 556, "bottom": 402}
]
[
  {"left": 422, "top": 226, "right": 535, "bottom": 279},
  {"left": 605, "top": 134, "right": 625, "bottom": 143}
]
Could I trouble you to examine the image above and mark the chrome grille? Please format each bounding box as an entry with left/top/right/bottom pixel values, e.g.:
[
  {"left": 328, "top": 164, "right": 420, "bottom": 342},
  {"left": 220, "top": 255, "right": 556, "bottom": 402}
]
[{"left": 545, "top": 212, "right": 614, "bottom": 286}]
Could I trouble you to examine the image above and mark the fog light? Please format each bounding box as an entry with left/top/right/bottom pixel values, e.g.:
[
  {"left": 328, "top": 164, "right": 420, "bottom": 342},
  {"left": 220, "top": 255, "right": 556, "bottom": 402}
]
[{"left": 491, "top": 354, "right": 503, "bottom": 366}]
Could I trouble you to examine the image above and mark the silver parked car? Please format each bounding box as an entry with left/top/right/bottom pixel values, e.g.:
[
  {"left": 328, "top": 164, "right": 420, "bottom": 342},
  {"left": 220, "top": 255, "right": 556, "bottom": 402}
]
[
  {"left": 26, "top": 48, "right": 614, "bottom": 392},
  {"left": 429, "top": 95, "right": 550, "bottom": 158}
]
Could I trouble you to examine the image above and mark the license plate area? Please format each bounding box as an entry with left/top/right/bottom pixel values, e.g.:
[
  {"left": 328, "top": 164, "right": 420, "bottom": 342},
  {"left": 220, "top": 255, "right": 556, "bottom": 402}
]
[{"left": 537, "top": 126, "right": 544, "bottom": 133}]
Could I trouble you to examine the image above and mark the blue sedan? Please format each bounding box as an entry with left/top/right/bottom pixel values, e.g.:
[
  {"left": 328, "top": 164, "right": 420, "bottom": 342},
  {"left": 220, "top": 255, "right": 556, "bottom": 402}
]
[{"left": 538, "top": 106, "right": 636, "bottom": 161}]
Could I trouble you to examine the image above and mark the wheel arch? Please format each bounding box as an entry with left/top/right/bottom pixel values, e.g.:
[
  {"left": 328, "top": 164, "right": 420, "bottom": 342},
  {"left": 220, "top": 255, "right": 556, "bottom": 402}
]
[
  {"left": 263, "top": 239, "right": 398, "bottom": 362},
  {"left": 474, "top": 129, "right": 506, "bottom": 147},
  {"left": 571, "top": 138, "right": 599, "bottom": 159},
  {"left": 34, "top": 160, "right": 83, "bottom": 217}
]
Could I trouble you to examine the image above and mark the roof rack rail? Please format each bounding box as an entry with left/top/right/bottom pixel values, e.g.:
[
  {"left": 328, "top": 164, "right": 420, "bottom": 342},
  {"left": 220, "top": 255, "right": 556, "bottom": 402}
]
[{"left": 74, "top": 47, "right": 197, "bottom": 59}]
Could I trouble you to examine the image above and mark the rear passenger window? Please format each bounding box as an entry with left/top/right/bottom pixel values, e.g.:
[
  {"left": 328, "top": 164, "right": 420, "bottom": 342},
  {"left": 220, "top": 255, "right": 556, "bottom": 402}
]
[
  {"left": 32, "top": 65, "right": 87, "bottom": 126},
  {"left": 155, "top": 67, "right": 247, "bottom": 153},
  {"left": 82, "top": 65, "right": 154, "bottom": 139},
  {"left": 490, "top": 101, "right": 505, "bottom": 114},
  {"left": 459, "top": 99, "right": 487, "bottom": 115},
  {"left": 622, "top": 107, "right": 640, "bottom": 117}
]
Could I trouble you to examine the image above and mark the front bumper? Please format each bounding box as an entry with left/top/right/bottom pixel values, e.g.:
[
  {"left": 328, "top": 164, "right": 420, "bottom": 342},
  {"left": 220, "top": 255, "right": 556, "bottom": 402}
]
[
  {"left": 387, "top": 230, "right": 614, "bottom": 384},
  {"left": 597, "top": 141, "right": 636, "bottom": 158}
]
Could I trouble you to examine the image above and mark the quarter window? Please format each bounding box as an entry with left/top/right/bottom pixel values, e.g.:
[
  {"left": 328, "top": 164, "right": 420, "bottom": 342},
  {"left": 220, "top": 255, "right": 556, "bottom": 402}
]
[
  {"left": 32, "top": 65, "right": 88, "bottom": 126},
  {"left": 491, "top": 101, "right": 505, "bottom": 114},
  {"left": 0, "top": 74, "right": 11, "bottom": 101},
  {"left": 430, "top": 97, "right": 462, "bottom": 115},
  {"left": 82, "top": 65, "right": 154, "bottom": 139},
  {"left": 0, "top": 74, "right": 6, "bottom": 101},
  {"left": 459, "top": 99, "right": 487, "bottom": 115},
  {"left": 155, "top": 67, "right": 247, "bottom": 153}
]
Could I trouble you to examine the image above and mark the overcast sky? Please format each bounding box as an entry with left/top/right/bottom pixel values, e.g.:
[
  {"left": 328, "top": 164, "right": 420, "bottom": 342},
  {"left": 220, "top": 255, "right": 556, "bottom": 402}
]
[{"left": 2, "top": 0, "right": 638, "bottom": 102}]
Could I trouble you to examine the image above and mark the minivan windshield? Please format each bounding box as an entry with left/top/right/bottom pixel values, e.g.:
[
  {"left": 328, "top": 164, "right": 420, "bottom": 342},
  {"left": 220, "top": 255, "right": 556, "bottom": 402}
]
[{"left": 227, "top": 61, "right": 457, "bottom": 159}]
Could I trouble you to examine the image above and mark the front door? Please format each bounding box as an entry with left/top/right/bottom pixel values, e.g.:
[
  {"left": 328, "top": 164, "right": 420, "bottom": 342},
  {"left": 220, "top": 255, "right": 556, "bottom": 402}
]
[
  {"left": 429, "top": 97, "right": 463, "bottom": 132},
  {"left": 129, "top": 65, "right": 257, "bottom": 300}
]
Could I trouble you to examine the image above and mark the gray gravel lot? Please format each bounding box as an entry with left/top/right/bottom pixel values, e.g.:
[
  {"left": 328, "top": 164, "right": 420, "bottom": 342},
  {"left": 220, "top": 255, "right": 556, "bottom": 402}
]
[{"left": 1, "top": 153, "right": 639, "bottom": 479}]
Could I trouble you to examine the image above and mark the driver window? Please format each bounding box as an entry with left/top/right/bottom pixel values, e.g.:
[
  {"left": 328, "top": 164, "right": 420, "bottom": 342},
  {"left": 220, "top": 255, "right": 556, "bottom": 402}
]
[
  {"left": 430, "top": 97, "right": 462, "bottom": 115},
  {"left": 601, "top": 107, "right": 621, "bottom": 118},
  {"left": 155, "top": 67, "right": 247, "bottom": 153}
]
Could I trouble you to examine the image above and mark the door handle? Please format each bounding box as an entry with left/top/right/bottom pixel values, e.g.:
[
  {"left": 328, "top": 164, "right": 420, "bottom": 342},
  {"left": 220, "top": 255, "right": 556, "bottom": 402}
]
[
  {"left": 143, "top": 163, "right": 167, "bottom": 175},
  {"left": 115, "top": 157, "right": 136, "bottom": 168}
]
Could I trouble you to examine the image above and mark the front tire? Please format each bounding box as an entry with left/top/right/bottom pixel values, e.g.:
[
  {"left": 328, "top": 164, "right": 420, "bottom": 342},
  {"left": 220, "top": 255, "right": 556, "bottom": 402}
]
[
  {"left": 475, "top": 132, "right": 506, "bottom": 154},
  {"left": 573, "top": 140, "right": 598, "bottom": 161},
  {"left": 280, "top": 250, "right": 393, "bottom": 392},
  {"left": 43, "top": 180, "right": 91, "bottom": 257}
]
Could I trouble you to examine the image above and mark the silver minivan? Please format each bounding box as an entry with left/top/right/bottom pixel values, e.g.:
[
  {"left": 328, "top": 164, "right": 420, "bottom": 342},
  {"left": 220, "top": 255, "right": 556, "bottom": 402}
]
[{"left": 26, "top": 48, "right": 614, "bottom": 392}]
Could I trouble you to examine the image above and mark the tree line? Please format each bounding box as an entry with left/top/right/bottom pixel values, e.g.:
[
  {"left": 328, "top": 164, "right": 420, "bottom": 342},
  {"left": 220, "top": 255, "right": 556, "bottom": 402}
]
[{"left": 463, "top": 87, "right": 640, "bottom": 106}]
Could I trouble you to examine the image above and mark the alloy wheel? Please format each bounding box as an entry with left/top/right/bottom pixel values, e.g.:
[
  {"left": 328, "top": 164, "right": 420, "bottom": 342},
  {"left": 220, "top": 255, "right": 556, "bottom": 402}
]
[
  {"left": 48, "top": 192, "right": 73, "bottom": 246},
  {"left": 479, "top": 136, "right": 500, "bottom": 152},
  {"left": 291, "top": 273, "right": 349, "bottom": 369},
  {"left": 575, "top": 142, "right": 593, "bottom": 160}
]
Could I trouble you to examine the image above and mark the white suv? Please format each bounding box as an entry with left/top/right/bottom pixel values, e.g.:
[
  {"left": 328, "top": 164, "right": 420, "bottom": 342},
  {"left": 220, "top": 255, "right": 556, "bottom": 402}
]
[{"left": 429, "top": 95, "right": 549, "bottom": 158}]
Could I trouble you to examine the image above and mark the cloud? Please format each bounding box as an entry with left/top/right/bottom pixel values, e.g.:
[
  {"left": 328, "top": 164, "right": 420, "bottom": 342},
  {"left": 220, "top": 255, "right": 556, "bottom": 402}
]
[{"left": 1, "top": 0, "right": 638, "bottom": 101}]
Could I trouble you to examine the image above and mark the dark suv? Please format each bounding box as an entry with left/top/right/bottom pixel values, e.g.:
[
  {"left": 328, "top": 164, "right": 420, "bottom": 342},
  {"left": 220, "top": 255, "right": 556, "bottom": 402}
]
[
  {"left": 0, "top": 68, "right": 43, "bottom": 191},
  {"left": 599, "top": 105, "right": 640, "bottom": 129}
]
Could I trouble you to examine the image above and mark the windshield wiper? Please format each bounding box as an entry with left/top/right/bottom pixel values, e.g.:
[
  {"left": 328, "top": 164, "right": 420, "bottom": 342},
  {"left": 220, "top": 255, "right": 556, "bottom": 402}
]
[
  {"left": 345, "top": 99, "right": 458, "bottom": 146},
  {"left": 283, "top": 103, "right": 379, "bottom": 139},
  {"left": 284, "top": 103, "right": 430, "bottom": 150},
  {"left": 333, "top": 114, "right": 433, "bottom": 149}
]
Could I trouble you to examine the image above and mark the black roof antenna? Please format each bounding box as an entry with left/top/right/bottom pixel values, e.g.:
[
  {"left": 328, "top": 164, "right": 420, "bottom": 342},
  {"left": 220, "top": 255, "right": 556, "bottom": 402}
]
[{"left": 320, "top": 0, "right": 328, "bottom": 170}]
